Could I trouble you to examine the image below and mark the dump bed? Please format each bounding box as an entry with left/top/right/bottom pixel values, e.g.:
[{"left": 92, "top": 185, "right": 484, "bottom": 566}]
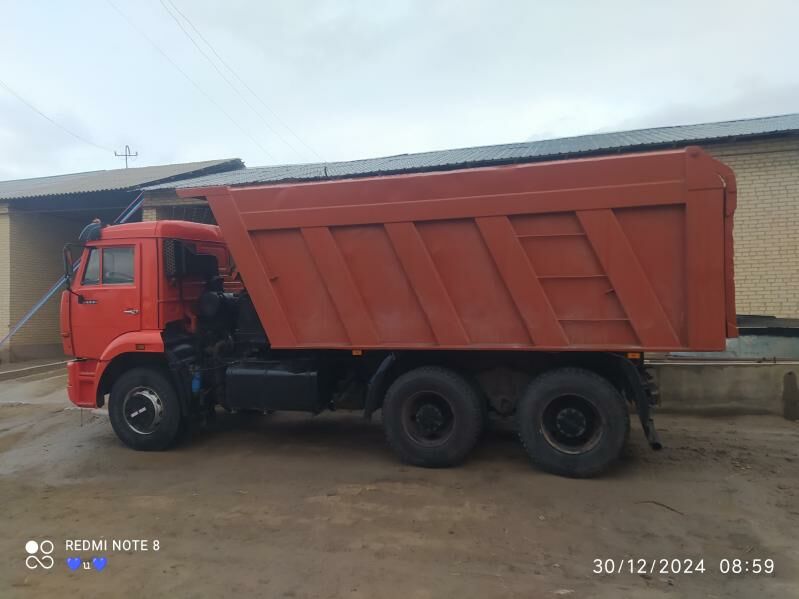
[{"left": 185, "top": 147, "right": 737, "bottom": 352}]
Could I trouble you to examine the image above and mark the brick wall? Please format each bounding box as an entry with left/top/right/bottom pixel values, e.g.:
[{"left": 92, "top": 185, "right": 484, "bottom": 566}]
[
  {"left": 705, "top": 136, "right": 799, "bottom": 318},
  {"left": 143, "top": 192, "right": 215, "bottom": 224},
  {"left": 0, "top": 204, "right": 10, "bottom": 361},
  {"left": 5, "top": 211, "right": 83, "bottom": 360}
]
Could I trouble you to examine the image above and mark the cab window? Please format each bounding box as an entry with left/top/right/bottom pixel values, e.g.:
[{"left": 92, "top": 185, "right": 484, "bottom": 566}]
[
  {"left": 80, "top": 246, "right": 135, "bottom": 286},
  {"left": 102, "top": 247, "right": 135, "bottom": 284},
  {"left": 82, "top": 248, "right": 100, "bottom": 285}
]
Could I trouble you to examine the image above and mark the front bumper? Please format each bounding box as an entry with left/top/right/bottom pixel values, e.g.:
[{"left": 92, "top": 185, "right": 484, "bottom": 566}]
[{"left": 66, "top": 359, "right": 101, "bottom": 408}]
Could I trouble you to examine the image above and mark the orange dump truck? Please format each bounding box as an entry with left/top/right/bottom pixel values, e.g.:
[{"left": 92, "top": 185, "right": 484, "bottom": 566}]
[{"left": 61, "top": 146, "right": 736, "bottom": 477}]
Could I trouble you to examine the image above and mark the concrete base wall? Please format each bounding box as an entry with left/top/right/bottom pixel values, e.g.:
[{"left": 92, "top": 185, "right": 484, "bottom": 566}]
[
  {"left": 671, "top": 334, "right": 799, "bottom": 361},
  {"left": 7, "top": 342, "right": 64, "bottom": 362},
  {"left": 652, "top": 362, "right": 799, "bottom": 418}
]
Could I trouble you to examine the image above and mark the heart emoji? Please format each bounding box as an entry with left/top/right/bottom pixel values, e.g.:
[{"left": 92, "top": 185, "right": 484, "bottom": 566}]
[
  {"left": 92, "top": 556, "right": 107, "bottom": 571},
  {"left": 66, "top": 557, "right": 81, "bottom": 571}
]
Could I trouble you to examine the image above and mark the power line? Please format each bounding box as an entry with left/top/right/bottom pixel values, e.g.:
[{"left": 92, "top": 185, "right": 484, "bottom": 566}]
[
  {"left": 104, "top": 0, "right": 275, "bottom": 162},
  {"left": 0, "top": 77, "right": 113, "bottom": 153},
  {"left": 158, "top": 0, "right": 306, "bottom": 162},
  {"left": 165, "top": 0, "right": 324, "bottom": 162}
]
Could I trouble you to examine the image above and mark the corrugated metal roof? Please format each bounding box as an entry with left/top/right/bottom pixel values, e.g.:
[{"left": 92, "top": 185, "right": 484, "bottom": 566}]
[
  {"left": 146, "top": 113, "right": 799, "bottom": 191},
  {"left": 0, "top": 158, "right": 244, "bottom": 201}
]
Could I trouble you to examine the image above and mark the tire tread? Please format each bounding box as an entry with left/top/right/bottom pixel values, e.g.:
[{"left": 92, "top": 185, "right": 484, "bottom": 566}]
[
  {"left": 382, "top": 366, "right": 484, "bottom": 468},
  {"left": 517, "top": 367, "right": 629, "bottom": 478}
]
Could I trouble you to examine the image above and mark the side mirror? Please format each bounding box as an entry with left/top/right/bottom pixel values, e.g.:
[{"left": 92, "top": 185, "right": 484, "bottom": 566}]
[
  {"left": 62, "top": 243, "right": 84, "bottom": 301},
  {"left": 63, "top": 245, "right": 75, "bottom": 289}
]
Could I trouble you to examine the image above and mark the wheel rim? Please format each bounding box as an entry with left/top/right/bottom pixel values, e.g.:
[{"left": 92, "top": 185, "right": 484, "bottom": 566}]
[
  {"left": 401, "top": 391, "right": 456, "bottom": 447},
  {"left": 122, "top": 386, "right": 164, "bottom": 435},
  {"left": 540, "top": 394, "right": 603, "bottom": 454}
]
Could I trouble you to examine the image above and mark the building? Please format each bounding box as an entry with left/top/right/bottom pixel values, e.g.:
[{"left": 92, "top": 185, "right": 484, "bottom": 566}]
[
  {"left": 0, "top": 158, "right": 243, "bottom": 362},
  {"left": 144, "top": 113, "right": 799, "bottom": 320}
]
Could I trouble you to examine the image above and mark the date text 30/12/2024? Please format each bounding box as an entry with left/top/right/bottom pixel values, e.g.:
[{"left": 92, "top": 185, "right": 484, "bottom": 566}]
[{"left": 593, "top": 558, "right": 775, "bottom": 576}]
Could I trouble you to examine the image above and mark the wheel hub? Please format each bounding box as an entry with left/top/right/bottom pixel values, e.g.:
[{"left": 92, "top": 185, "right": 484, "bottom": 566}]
[
  {"left": 402, "top": 391, "right": 456, "bottom": 447},
  {"left": 415, "top": 404, "right": 445, "bottom": 435},
  {"left": 540, "top": 393, "right": 603, "bottom": 455},
  {"left": 122, "top": 387, "right": 164, "bottom": 435},
  {"left": 555, "top": 407, "right": 588, "bottom": 438}
]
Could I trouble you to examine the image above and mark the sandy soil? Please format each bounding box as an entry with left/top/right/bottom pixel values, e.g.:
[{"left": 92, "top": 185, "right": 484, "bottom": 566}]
[{"left": 0, "top": 371, "right": 797, "bottom": 598}]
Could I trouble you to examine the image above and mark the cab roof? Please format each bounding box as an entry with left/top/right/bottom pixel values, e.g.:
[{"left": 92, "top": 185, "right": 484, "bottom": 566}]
[{"left": 94, "top": 220, "right": 223, "bottom": 243}]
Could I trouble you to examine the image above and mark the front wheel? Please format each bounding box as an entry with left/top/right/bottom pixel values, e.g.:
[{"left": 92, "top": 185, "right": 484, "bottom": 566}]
[
  {"left": 382, "top": 366, "right": 485, "bottom": 468},
  {"left": 517, "top": 368, "right": 629, "bottom": 478},
  {"left": 108, "top": 367, "right": 183, "bottom": 451}
]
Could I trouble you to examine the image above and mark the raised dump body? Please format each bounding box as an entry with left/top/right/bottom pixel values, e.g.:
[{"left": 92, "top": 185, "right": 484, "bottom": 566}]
[{"left": 187, "top": 146, "right": 736, "bottom": 352}]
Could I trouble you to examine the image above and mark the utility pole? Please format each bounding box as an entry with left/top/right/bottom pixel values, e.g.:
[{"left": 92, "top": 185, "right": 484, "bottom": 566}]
[{"left": 115, "top": 144, "right": 138, "bottom": 168}]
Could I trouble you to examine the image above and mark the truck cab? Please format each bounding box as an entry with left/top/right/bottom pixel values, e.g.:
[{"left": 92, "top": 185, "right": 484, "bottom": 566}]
[{"left": 61, "top": 220, "right": 233, "bottom": 429}]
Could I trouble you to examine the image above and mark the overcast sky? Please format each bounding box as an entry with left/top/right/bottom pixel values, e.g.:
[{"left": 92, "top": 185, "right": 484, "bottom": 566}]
[{"left": 1, "top": 0, "right": 797, "bottom": 180}]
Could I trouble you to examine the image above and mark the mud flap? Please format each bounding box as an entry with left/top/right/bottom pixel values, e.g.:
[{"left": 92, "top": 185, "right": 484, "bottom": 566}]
[
  {"left": 619, "top": 357, "right": 663, "bottom": 450},
  {"left": 364, "top": 353, "right": 397, "bottom": 421},
  {"left": 637, "top": 394, "right": 663, "bottom": 450}
]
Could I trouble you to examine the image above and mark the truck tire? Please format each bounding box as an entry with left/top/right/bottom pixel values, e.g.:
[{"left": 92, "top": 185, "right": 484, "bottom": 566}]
[
  {"left": 382, "top": 366, "right": 485, "bottom": 468},
  {"left": 108, "top": 367, "right": 183, "bottom": 451},
  {"left": 517, "top": 368, "right": 629, "bottom": 478}
]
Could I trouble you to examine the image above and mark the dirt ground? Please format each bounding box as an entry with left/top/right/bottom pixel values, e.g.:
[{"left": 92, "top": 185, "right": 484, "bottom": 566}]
[{"left": 0, "top": 371, "right": 797, "bottom": 599}]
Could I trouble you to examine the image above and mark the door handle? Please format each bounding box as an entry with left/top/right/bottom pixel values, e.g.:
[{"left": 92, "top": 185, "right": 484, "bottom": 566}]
[{"left": 123, "top": 308, "right": 139, "bottom": 315}]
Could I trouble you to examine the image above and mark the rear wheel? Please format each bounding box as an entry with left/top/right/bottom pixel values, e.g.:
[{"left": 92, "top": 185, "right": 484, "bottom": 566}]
[
  {"left": 109, "top": 367, "right": 183, "bottom": 451},
  {"left": 382, "top": 366, "right": 485, "bottom": 468},
  {"left": 517, "top": 368, "right": 629, "bottom": 478}
]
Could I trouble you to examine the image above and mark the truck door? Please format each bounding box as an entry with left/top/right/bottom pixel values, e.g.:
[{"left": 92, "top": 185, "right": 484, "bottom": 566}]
[{"left": 70, "top": 244, "right": 141, "bottom": 359}]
